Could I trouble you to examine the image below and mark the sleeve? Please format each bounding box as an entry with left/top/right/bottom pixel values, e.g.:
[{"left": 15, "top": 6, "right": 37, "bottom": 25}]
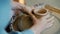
[{"left": 9, "top": 29, "right": 34, "bottom": 34}]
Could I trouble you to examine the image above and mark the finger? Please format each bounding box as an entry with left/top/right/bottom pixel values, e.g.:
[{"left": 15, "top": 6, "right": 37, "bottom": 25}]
[
  {"left": 47, "top": 16, "right": 54, "bottom": 22},
  {"left": 46, "top": 20, "right": 54, "bottom": 28},
  {"left": 46, "top": 23, "right": 53, "bottom": 29},
  {"left": 29, "top": 10, "right": 37, "bottom": 21},
  {"left": 48, "top": 20, "right": 54, "bottom": 24},
  {"left": 30, "top": 13, "right": 37, "bottom": 21}
]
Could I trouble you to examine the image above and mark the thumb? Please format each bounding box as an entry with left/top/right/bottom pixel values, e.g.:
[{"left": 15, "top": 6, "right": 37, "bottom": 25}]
[{"left": 29, "top": 10, "right": 37, "bottom": 21}]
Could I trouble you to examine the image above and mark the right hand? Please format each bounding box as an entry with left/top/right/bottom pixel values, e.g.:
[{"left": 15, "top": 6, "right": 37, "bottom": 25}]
[{"left": 29, "top": 9, "right": 54, "bottom": 34}]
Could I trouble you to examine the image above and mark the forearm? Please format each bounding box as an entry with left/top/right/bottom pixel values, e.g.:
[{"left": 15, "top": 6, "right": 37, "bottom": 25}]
[{"left": 30, "top": 24, "right": 42, "bottom": 34}]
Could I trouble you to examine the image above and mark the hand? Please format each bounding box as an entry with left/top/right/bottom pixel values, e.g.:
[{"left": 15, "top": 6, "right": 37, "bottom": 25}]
[{"left": 29, "top": 9, "right": 54, "bottom": 34}]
